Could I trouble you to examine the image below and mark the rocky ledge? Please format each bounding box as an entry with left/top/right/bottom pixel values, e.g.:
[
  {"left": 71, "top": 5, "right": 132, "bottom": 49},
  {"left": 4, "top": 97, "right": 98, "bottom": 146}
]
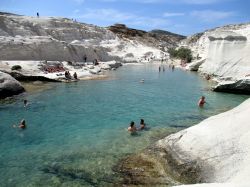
[{"left": 213, "top": 78, "right": 250, "bottom": 94}]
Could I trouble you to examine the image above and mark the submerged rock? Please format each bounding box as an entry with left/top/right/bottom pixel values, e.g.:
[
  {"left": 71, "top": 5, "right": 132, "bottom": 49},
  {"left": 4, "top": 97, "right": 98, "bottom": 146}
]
[
  {"left": 0, "top": 71, "right": 25, "bottom": 98},
  {"left": 113, "top": 150, "right": 181, "bottom": 186}
]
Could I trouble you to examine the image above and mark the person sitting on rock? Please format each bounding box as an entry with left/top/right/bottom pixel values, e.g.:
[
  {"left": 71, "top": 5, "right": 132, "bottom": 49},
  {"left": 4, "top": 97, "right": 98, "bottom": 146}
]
[
  {"left": 65, "top": 71, "right": 72, "bottom": 79},
  {"left": 73, "top": 72, "right": 78, "bottom": 79}
]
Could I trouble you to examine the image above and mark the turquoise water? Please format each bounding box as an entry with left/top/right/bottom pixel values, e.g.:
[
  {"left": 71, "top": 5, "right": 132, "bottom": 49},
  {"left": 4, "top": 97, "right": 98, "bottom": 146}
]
[{"left": 0, "top": 64, "right": 248, "bottom": 186}]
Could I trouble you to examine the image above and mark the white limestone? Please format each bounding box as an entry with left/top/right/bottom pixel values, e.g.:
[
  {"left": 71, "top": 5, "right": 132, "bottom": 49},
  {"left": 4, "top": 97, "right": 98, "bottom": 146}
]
[
  {"left": 156, "top": 98, "right": 250, "bottom": 186},
  {"left": 0, "top": 13, "right": 166, "bottom": 64},
  {"left": 181, "top": 23, "right": 250, "bottom": 92}
]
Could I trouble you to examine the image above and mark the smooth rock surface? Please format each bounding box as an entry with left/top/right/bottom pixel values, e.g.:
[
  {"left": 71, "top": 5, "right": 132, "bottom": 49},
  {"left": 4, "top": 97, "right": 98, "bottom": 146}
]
[
  {"left": 186, "top": 58, "right": 205, "bottom": 71},
  {"left": 0, "top": 71, "right": 25, "bottom": 98},
  {"left": 213, "top": 78, "right": 250, "bottom": 94}
]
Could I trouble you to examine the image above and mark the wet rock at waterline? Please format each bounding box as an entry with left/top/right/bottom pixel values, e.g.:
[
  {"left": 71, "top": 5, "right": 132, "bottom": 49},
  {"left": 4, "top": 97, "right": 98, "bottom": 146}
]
[{"left": 0, "top": 71, "right": 25, "bottom": 99}]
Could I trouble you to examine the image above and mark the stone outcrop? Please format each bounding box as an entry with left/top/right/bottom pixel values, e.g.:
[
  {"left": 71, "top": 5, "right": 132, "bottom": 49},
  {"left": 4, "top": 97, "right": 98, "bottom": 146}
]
[
  {"left": 0, "top": 71, "right": 25, "bottom": 98},
  {"left": 213, "top": 79, "right": 250, "bottom": 94},
  {"left": 186, "top": 58, "right": 205, "bottom": 71},
  {"left": 180, "top": 23, "right": 250, "bottom": 94}
]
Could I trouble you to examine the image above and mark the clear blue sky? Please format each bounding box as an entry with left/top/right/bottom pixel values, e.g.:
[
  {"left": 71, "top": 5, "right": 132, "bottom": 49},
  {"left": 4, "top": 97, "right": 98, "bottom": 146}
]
[{"left": 0, "top": 0, "right": 249, "bottom": 35}]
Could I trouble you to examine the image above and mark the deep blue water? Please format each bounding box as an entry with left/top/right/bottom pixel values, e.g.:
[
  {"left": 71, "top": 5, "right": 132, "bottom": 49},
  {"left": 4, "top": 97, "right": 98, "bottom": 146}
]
[{"left": 0, "top": 64, "right": 248, "bottom": 186}]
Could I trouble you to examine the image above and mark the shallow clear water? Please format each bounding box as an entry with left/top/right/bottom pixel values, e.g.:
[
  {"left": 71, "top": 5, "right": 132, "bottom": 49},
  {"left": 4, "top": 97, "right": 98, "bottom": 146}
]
[{"left": 0, "top": 64, "right": 248, "bottom": 186}]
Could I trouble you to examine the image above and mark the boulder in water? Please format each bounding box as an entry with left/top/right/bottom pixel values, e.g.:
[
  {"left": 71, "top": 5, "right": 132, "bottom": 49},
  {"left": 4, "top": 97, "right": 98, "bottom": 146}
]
[{"left": 0, "top": 71, "right": 25, "bottom": 99}]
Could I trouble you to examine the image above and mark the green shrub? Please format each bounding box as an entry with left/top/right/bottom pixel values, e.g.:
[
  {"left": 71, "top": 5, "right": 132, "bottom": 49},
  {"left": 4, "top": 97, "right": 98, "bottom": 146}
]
[
  {"left": 11, "top": 65, "right": 22, "bottom": 71},
  {"left": 168, "top": 47, "right": 193, "bottom": 62}
]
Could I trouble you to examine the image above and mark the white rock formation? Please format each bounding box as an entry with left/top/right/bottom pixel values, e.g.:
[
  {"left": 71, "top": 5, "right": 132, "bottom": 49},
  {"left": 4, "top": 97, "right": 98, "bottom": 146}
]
[
  {"left": 181, "top": 23, "right": 250, "bottom": 93},
  {"left": 0, "top": 71, "right": 24, "bottom": 98},
  {"left": 156, "top": 98, "right": 250, "bottom": 186},
  {"left": 186, "top": 58, "right": 205, "bottom": 71},
  {"left": 0, "top": 13, "right": 166, "bottom": 63}
]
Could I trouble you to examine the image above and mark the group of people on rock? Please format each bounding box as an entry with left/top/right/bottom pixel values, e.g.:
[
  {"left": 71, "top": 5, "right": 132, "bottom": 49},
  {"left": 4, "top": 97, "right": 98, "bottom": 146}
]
[{"left": 65, "top": 71, "right": 78, "bottom": 80}]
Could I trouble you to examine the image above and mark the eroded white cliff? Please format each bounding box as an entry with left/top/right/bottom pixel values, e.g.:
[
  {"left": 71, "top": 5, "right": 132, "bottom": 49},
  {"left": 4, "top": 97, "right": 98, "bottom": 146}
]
[
  {"left": 183, "top": 23, "right": 250, "bottom": 93},
  {"left": 0, "top": 13, "right": 166, "bottom": 63},
  {"left": 156, "top": 98, "right": 250, "bottom": 186}
]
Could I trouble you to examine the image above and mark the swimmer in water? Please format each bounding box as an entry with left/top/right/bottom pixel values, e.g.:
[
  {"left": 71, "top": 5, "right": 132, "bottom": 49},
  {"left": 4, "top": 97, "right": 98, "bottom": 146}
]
[
  {"left": 13, "top": 119, "right": 26, "bottom": 129},
  {"left": 198, "top": 96, "right": 206, "bottom": 107},
  {"left": 128, "top": 121, "right": 137, "bottom": 133},
  {"left": 24, "top": 99, "right": 28, "bottom": 107},
  {"left": 139, "top": 119, "right": 146, "bottom": 130}
]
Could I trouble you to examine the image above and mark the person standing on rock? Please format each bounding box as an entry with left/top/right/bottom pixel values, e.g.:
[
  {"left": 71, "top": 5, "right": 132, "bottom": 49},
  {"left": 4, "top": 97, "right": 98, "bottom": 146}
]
[
  {"left": 83, "top": 55, "right": 87, "bottom": 62},
  {"left": 73, "top": 72, "right": 78, "bottom": 80},
  {"left": 37, "top": 12, "right": 39, "bottom": 18}
]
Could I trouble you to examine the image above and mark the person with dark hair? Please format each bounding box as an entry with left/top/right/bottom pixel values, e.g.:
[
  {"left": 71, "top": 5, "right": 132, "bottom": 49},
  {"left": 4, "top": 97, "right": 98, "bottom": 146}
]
[
  {"left": 24, "top": 99, "right": 28, "bottom": 107},
  {"left": 19, "top": 119, "right": 26, "bottom": 129},
  {"left": 13, "top": 119, "right": 26, "bottom": 129},
  {"left": 65, "top": 71, "right": 72, "bottom": 80},
  {"left": 83, "top": 55, "right": 87, "bottom": 62},
  {"left": 140, "top": 119, "right": 146, "bottom": 130},
  {"left": 172, "top": 65, "right": 175, "bottom": 71},
  {"left": 73, "top": 72, "right": 78, "bottom": 79},
  {"left": 128, "top": 121, "right": 137, "bottom": 132}
]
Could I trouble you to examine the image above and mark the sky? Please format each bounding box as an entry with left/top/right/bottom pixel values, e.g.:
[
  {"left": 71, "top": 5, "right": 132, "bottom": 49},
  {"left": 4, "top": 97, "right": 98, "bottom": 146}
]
[{"left": 0, "top": 0, "right": 249, "bottom": 35}]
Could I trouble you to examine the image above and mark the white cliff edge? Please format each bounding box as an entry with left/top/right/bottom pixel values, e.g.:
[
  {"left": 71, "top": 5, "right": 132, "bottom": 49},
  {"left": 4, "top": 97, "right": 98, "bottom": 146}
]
[
  {"left": 156, "top": 98, "right": 250, "bottom": 186},
  {"left": 182, "top": 23, "right": 250, "bottom": 93}
]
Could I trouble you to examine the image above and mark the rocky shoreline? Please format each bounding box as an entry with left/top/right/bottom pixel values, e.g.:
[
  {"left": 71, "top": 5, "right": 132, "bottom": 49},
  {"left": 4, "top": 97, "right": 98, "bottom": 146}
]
[{"left": 0, "top": 60, "right": 122, "bottom": 99}]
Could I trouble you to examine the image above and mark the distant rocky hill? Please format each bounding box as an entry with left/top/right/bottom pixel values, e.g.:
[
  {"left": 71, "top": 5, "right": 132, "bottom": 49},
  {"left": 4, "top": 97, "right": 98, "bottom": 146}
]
[
  {"left": 0, "top": 12, "right": 184, "bottom": 63},
  {"left": 108, "top": 24, "right": 185, "bottom": 50}
]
